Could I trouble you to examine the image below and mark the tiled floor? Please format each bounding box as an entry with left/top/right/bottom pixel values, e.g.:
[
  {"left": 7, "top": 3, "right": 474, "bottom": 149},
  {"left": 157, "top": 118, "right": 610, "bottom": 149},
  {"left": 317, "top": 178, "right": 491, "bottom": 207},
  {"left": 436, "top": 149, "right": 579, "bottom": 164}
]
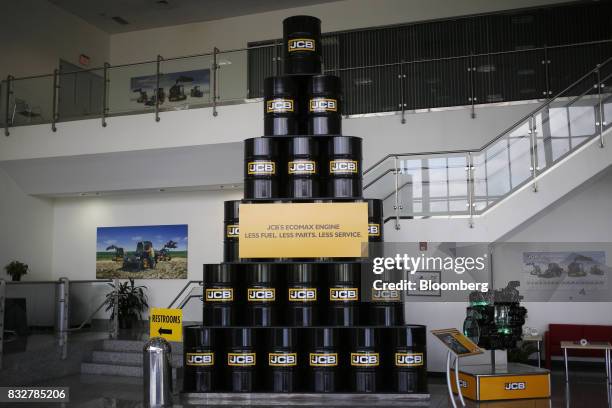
[{"left": 21, "top": 369, "right": 610, "bottom": 407}]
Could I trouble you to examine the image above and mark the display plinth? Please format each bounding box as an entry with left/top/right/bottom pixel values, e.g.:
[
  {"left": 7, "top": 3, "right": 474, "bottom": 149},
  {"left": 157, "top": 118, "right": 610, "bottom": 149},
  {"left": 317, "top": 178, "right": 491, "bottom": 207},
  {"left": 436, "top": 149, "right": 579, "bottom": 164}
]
[
  {"left": 450, "top": 363, "right": 550, "bottom": 401},
  {"left": 181, "top": 391, "right": 430, "bottom": 405}
]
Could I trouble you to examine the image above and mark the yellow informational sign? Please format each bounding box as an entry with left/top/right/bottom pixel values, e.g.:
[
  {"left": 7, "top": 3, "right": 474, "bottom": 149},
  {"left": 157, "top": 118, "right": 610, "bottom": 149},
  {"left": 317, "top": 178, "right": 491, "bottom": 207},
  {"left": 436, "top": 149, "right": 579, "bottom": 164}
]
[
  {"left": 431, "top": 328, "right": 483, "bottom": 356},
  {"left": 149, "top": 307, "right": 183, "bottom": 342},
  {"left": 239, "top": 202, "right": 368, "bottom": 258}
]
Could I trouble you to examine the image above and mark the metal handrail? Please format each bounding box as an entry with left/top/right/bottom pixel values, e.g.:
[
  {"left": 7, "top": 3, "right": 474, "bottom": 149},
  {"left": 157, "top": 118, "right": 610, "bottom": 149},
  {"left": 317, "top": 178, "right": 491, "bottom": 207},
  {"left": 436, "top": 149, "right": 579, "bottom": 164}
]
[
  {"left": 363, "top": 55, "right": 612, "bottom": 176},
  {"left": 168, "top": 280, "right": 203, "bottom": 309}
]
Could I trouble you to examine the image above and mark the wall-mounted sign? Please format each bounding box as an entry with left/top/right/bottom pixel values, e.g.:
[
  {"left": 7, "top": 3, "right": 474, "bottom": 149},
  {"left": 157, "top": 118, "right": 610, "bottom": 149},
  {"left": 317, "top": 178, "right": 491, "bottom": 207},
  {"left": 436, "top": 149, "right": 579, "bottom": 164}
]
[
  {"left": 96, "top": 224, "right": 188, "bottom": 279},
  {"left": 239, "top": 202, "right": 368, "bottom": 258}
]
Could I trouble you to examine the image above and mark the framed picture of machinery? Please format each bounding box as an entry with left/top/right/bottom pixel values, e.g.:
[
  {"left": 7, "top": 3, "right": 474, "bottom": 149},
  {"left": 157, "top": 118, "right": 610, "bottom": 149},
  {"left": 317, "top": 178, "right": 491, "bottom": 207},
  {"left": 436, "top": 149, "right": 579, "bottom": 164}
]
[
  {"left": 96, "top": 224, "right": 188, "bottom": 279},
  {"left": 407, "top": 270, "right": 442, "bottom": 297},
  {"left": 130, "top": 68, "right": 210, "bottom": 109}
]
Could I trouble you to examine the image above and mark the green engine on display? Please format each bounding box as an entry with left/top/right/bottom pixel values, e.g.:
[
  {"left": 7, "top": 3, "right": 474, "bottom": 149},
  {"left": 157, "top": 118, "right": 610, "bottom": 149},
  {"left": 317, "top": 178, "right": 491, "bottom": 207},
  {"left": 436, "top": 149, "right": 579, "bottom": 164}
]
[{"left": 462, "top": 281, "right": 527, "bottom": 350}]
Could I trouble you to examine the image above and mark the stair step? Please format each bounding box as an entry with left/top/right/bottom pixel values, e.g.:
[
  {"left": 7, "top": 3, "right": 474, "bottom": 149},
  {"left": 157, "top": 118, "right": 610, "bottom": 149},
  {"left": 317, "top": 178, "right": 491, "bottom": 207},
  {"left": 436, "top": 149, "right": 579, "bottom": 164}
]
[
  {"left": 101, "top": 339, "right": 184, "bottom": 354},
  {"left": 92, "top": 350, "right": 183, "bottom": 366},
  {"left": 81, "top": 362, "right": 179, "bottom": 378},
  {"left": 81, "top": 362, "right": 142, "bottom": 377}
]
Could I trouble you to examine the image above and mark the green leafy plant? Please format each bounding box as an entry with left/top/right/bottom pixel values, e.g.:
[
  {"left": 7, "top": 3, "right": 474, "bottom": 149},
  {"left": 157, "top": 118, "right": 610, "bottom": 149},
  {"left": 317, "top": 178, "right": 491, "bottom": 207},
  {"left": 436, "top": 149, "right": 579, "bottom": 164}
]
[
  {"left": 4, "top": 261, "right": 28, "bottom": 281},
  {"left": 105, "top": 279, "right": 149, "bottom": 329}
]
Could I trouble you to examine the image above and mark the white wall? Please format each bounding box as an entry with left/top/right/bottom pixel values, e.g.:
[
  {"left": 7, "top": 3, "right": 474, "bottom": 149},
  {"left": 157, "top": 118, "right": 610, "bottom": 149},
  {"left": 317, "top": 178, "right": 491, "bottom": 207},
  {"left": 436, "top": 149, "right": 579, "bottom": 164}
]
[
  {"left": 0, "top": 0, "right": 110, "bottom": 79},
  {"left": 50, "top": 189, "right": 242, "bottom": 324},
  {"left": 0, "top": 168, "right": 54, "bottom": 280}
]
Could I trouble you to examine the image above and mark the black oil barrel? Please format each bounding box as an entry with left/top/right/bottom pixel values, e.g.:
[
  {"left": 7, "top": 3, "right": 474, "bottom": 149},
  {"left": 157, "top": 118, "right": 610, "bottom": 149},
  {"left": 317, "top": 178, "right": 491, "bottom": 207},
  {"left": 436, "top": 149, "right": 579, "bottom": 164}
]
[
  {"left": 245, "top": 264, "right": 277, "bottom": 326},
  {"left": 264, "top": 76, "right": 299, "bottom": 136},
  {"left": 392, "top": 326, "right": 428, "bottom": 393},
  {"left": 267, "top": 328, "right": 298, "bottom": 392},
  {"left": 283, "top": 15, "right": 321, "bottom": 75},
  {"left": 223, "top": 200, "right": 240, "bottom": 263},
  {"left": 227, "top": 328, "right": 257, "bottom": 392},
  {"left": 368, "top": 287, "right": 403, "bottom": 327},
  {"left": 286, "top": 137, "right": 320, "bottom": 198},
  {"left": 308, "top": 328, "right": 338, "bottom": 392},
  {"left": 286, "top": 263, "right": 318, "bottom": 327},
  {"left": 327, "top": 263, "right": 360, "bottom": 326},
  {"left": 325, "top": 136, "right": 363, "bottom": 198},
  {"left": 183, "top": 325, "right": 215, "bottom": 392},
  {"left": 244, "top": 137, "right": 279, "bottom": 200},
  {"left": 202, "top": 264, "right": 236, "bottom": 326},
  {"left": 350, "top": 328, "right": 380, "bottom": 393},
  {"left": 367, "top": 199, "right": 384, "bottom": 242},
  {"left": 307, "top": 75, "right": 342, "bottom": 136}
]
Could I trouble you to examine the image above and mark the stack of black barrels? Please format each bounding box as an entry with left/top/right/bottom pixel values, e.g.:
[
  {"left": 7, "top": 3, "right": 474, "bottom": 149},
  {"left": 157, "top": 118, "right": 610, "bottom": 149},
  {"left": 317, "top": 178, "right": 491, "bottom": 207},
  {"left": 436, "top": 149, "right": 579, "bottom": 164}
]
[{"left": 183, "top": 15, "right": 427, "bottom": 396}]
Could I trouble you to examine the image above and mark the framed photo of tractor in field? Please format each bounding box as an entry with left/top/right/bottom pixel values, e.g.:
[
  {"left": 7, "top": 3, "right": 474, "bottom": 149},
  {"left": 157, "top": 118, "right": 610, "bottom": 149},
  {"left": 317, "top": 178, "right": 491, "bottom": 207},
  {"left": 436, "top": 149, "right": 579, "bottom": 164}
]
[{"left": 96, "top": 224, "right": 188, "bottom": 279}]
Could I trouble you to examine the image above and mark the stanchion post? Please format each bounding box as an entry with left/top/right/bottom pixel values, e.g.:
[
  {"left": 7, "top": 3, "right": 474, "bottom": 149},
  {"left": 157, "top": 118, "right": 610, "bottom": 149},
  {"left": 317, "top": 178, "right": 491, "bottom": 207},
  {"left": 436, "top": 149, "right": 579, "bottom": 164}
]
[
  {"left": 213, "top": 47, "right": 219, "bottom": 117},
  {"left": 57, "top": 277, "right": 69, "bottom": 360},
  {"left": 102, "top": 62, "right": 109, "bottom": 127}
]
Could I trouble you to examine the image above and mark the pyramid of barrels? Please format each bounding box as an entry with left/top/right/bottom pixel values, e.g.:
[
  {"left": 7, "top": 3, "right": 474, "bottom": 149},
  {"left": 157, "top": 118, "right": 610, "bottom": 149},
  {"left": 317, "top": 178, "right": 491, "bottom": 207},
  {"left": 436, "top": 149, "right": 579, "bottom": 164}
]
[{"left": 183, "top": 16, "right": 427, "bottom": 395}]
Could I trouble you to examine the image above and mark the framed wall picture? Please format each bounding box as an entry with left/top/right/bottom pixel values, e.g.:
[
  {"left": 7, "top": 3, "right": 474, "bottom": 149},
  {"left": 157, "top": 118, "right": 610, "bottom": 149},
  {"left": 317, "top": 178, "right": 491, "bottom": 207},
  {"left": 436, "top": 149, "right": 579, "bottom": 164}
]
[{"left": 407, "top": 270, "right": 442, "bottom": 297}]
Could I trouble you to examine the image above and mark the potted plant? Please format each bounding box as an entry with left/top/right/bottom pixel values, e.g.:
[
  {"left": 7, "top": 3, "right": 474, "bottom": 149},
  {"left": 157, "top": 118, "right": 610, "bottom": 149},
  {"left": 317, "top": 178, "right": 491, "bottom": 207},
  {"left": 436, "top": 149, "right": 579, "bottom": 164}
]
[
  {"left": 105, "top": 279, "right": 149, "bottom": 330},
  {"left": 4, "top": 261, "right": 28, "bottom": 281}
]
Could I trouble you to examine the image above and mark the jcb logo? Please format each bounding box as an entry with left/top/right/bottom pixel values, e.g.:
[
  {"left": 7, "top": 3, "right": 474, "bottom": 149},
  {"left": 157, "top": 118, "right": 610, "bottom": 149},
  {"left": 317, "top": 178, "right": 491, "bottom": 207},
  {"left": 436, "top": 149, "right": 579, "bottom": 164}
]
[
  {"left": 309, "top": 353, "right": 337, "bottom": 367},
  {"left": 368, "top": 223, "right": 380, "bottom": 237},
  {"left": 226, "top": 224, "right": 239, "bottom": 238},
  {"left": 505, "top": 382, "right": 526, "bottom": 391},
  {"left": 227, "top": 353, "right": 256, "bottom": 366},
  {"left": 247, "top": 288, "right": 275, "bottom": 302},
  {"left": 329, "top": 288, "right": 358, "bottom": 301},
  {"left": 395, "top": 353, "right": 424, "bottom": 367},
  {"left": 266, "top": 98, "right": 294, "bottom": 113},
  {"left": 371, "top": 289, "right": 400, "bottom": 301},
  {"left": 330, "top": 160, "right": 358, "bottom": 174},
  {"left": 351, "top": 352, "right": 379, "bottom": 367},
  {"left": 288, "top": 38, "right": 315, "bottom": 52},
  {"left": 288, "top": 288, "right": 317, "bottom": 302},
  {"left": 269, "top": 353, "right": 297, "bottom": 367},
  {"left": 247, "top": 161, "right": 276, "bottom": 175},
  {"left": 310, "top": 98, "right": 337, "bottom": 112},
  {"left": 205, "top": 288, "right": 233, "bottom": 302},
  {"left": 288, "top": 160, "right": 316, "bottom": 175},
  {"left": 458, "top": 379, "right": 468, "bottom": 388},
  {"left": 186, "top": 352, "right": 214, "bottom": 366}
]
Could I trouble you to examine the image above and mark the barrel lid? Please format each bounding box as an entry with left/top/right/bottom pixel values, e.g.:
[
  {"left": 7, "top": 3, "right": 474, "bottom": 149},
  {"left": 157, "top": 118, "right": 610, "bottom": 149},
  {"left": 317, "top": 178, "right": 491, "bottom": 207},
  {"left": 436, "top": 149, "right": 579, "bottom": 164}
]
[
  {"left": 330, "top": 263, "right": 359, "bottom": 283},
  {"left": 283, "top": 15, "right": 321, "bottom": 36},
  {"left": 287, "top": 136, "right": 318, "bottom": 156},
  {"left": 264, "top": 76, "right": 297, "bottom": 97},
  {"left": 271, "top": 328, "right": 294, "bottom": 348},
  {"left": 184, "top": 325, "right": 213, "bottom": 348},
  {"left": 394, "top": 326, "right": 426, "bottom": 348},
  {"left": 287, "top": 263, "right": 315, "bottom": 283},
  {"left": 203, "top": 263, "right": 233, "bottom": 284},
  {"left": 231, "top": 328, "right": 253, "bottom": 348},
  {"left": 247, "top": 263, "right": 274, "bottom": 283},
  {"left": 312, "top": 328, "right": 335, "bottom": 348},
  {"left": 327, "top": 136, "right": 362, "bottom": 157},
  {"left": 308, "top": 74, "right": 342, "bottom": 95},
  {"left": 224, "top": 200, "right": 241, "bottom": 220},
  {"left": 366, "top": 199, "right": 383, "bottom": 219},
  {"left": 352, "top": 327, "right": 377, "bottom": 348},
  {"left": 244, "top": 137, "right": 278, "bottom": 157}
]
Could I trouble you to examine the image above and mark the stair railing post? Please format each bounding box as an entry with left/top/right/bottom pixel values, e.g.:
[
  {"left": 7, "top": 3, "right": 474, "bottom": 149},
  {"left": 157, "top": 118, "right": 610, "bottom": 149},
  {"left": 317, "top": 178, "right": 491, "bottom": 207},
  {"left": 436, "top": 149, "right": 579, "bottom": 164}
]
[
  {"left": 102, "top": 62, "right": 109, "bottom": 127},
  {"left": 467, "top": 152, "right": 475, "bottom": 228},
  {"left": 468, "top": 54, "right": 476, "bottom": 119},
  {"left": 393, "top": 155, "right": 401, "bottom": 230},
  {"left": 398, "top": 64, "right": 406, "bottom": 124},
  {"left": 57, "top": 277, "right": 69, "bottom": 360},
  {"left": 596, "top": 67, "right": 605, "bottom": 148},
  {"left": 111, "top": 278, "right": 119, "bottom": 339},
  {"left": 155, "top": 55, "right": 162, "bottom": 122},
  {"left": 529, "top": 115, "right": 539, "bottom": 192},
  {"left": 0, "top": 279, "right": 5, "bottom": 368},
  {"left": 212, "top": 47, "right": 219, "bottom": 117},
  {"left": 4, "top": 75, "right": 12, "bottom": 136},
  {"left": 52, "top": 69, "right": 59, "bottom": 132}
]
